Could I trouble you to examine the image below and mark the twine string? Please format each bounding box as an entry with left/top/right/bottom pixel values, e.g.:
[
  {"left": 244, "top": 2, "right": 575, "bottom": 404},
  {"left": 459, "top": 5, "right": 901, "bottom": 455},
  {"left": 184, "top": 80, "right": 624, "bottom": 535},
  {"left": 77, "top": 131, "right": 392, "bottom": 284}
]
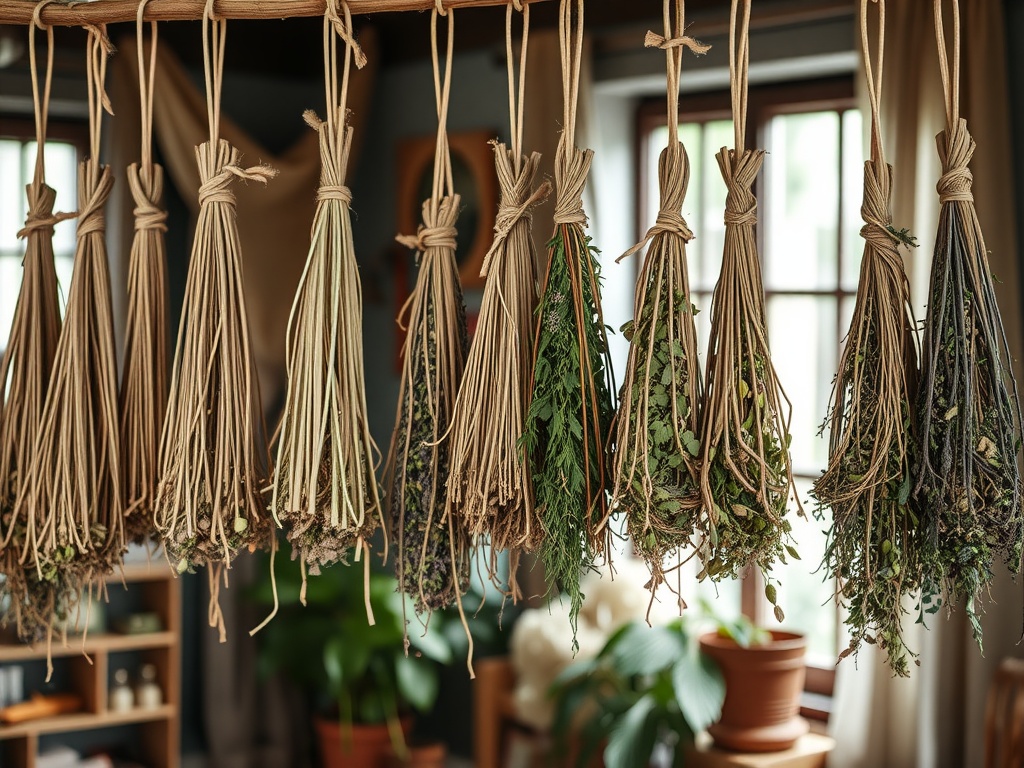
[{"left": 933, "top": 0, "right": 974, "bottom": 205}]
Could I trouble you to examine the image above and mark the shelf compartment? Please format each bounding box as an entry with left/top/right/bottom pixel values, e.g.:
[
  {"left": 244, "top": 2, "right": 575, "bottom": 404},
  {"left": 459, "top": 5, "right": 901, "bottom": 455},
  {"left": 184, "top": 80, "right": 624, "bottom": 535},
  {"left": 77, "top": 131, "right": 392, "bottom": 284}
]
[
  {"left": 0, "top": 704, "right": 174, "bottom": 739},
  {"left": 0, "top": 632, "right": 176, "bottom": 662}
]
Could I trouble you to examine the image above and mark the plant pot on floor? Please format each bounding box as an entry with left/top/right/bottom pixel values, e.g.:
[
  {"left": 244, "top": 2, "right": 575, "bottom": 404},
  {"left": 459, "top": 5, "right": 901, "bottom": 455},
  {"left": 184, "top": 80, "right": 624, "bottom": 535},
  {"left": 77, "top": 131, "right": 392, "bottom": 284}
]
[
  {"left": 315, "top": 717, "right": 413, "bottom": 768},
  {"left": 383, "top": 740, "right": 447, "bottom": 768},
  {"left": 699, "top": 630, "right": 809, "bottom": 752}
]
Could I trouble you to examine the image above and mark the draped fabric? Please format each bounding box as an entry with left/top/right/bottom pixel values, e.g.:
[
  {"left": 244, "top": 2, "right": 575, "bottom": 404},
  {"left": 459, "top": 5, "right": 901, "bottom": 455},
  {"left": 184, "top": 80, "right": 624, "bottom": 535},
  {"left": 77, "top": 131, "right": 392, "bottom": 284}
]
[
  {"left": 830, "top": 3, "right": 1022, "bottom": 766},
  {"left": 107, "top": 30, "right": 378, "bottom": 768}
]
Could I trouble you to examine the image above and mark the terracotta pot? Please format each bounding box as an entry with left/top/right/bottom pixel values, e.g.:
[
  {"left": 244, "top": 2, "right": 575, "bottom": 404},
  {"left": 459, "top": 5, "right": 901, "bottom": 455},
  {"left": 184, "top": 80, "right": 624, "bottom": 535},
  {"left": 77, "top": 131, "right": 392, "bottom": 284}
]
[
  {"left": 315, "top": 717, "right": 413, "bottom": 768},
  {"left": 699, "top": 630, "right": 809, "bottom": 752},
  {"left": 383, "top": 740, "right": 447, "bottom": 768}
]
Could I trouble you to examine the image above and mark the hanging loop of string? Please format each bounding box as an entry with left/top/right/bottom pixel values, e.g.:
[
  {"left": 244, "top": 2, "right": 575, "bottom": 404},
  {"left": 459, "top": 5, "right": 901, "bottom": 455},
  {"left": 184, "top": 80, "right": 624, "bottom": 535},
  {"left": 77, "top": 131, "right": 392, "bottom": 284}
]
[
  {"left": 79, "top": 25, "right": 115, "bottom": 241},
  {"left": 933, "top": 0, "right": 974, "bottom": 205},
  {"left": 860, "top": 0, "right": 886, "bottom": 169},
  {"left": 130, "top": 0, "right": 169, "bottom": 234},
  {"left": 728, "top": 0, "right": 752, "bottom": 152}
]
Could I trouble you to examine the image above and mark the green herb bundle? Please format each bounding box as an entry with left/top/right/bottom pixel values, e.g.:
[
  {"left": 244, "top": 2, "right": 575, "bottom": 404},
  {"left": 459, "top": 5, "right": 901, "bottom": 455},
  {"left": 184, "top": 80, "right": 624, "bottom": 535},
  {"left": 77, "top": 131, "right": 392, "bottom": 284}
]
[
  {"left": 386, "top": 8, "right": 469, "bottom": 619},
  {"left": 447, "top": 6, "right": 548, "bottom": 601},
  {"left": 813, "top": 0, "right": 922, "bottom": 677},
  {"left": 914, "top": 0, "right": 1024, "bottom": 648},
  {"left": 612, "top": 3, "right": 705, "bottom": 601},
  {"left": 270, "top": 8, "right": 381, "bottom": 607},
  {"left": 698, "top": 0, "right": 800, "bottom": 619},
  {"left": 154, "top": 13, "right": 276, "bottom": 641}
]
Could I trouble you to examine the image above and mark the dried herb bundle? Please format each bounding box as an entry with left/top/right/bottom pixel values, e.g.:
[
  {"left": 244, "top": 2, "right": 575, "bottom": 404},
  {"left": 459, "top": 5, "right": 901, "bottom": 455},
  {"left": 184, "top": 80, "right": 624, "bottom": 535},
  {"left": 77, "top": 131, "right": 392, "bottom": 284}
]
[
  {"left": 522, "top": 0, "right": 615, "bottom": 644},
  {"left": 120, "top": 11, "right": 169, "bottom": 545},
  {"left": 447, "top": 4, "right": 548, "bottom": 601},
  {"left": 0, "top": 16, "right": 72, "bottom": 641},
  {"left": 13, "top": 27, "right": 124, "bottom": 664},
  {"left": 155, "top": 12, "right": 276, "bottom": 640},
  {"left": 914, "top": 0, "right": 1024, "bottom": 648},
  {"left": 386, "top": 8, "right": 469, "bottom": 618},
  {"left": 271, "top": 5, "right": 381, "bottom": 603},
  {"left": 813, "top": 0, "right": 922, "bottom": 677},
  {"left": 698, "top": 0, "right": 800, "bottom": 617},
  {"left": 612, "top": 2, "right": 705, "bottom": 599}
]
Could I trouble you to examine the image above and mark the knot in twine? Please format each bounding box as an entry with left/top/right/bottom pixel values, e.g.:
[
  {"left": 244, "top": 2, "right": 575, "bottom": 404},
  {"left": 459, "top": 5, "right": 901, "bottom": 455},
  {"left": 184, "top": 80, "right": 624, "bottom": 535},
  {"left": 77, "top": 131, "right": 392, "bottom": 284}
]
[
  {"left": 859, "top": 160, "right": 913, "bottom": 256},
  {"left": 127, "top": 163, "right": 168, "bottom": 233},
  {"left": 17, "top": 182, "right": 76, "bottom": 239},
  {"left": 76, "top": 163, "right": 115, "bottom": 240},
  {"left": 720, "top": 149, "right": 764, "bottom": 228},
  {"left": 396, "top": 195, "right": 461, "bottom": 254},
  {"left": 936, "top": 118, "right": 975, "bottom": 205},
  {"left": 619, "top": 142, "right": 693, "bottom": 262},
  {"left": 325, "top": 0, "right": 367, "bottom": 69},
  {"left": 317, "top": 185, "right": 352, "bottom": 204},
  {"left": 480, "top": 149, "right": 551, "bottom": 277},
  {"left": 644, "top": 29, "right": 711, "bottom": 56},
  {"left": 198, "top": 161, "right": 278, "bottom": 208},
  {"left": 553, "top": 140, "right": 594, "bottom": 226}
]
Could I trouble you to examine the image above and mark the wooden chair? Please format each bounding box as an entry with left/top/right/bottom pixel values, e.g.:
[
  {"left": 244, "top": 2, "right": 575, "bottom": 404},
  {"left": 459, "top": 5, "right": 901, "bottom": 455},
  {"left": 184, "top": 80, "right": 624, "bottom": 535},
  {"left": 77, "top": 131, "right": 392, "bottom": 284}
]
[{"left": 985, "top": 657, "right": 1024, "bottom": 768}]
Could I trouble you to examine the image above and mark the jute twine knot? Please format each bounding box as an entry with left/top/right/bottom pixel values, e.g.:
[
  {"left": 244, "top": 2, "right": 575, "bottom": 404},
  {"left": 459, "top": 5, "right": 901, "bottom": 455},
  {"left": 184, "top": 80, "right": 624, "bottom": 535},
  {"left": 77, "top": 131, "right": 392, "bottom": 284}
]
[
  {"left": 127, "top": 163, "right": 168, "bottom": 232},
  {"left": 619, "top": 141, "right": 693, "bottom": 262},
  {"left": 325, "top": 0, "right": 367, "bottom": 69},
  {"left": 17, "top": 183, "right": 76, "bottom": 239},
  {"left": 481, "top": 147, "right": 550, "bottom": 277},
  {"left": 859, "top": 160, "right": 903, "bottom": 255},
  {"left": 318, "top": 185, "right": 352, "bottom": 204},
  {"left": 198, "top": 161, "right": 278, "bottom": 208},
  {"left": 76, "top": 162, "right": 114, "bottom": 240},
  {"left": 644, "top": 29, "right": 711, "bottom": 56},
  {"left": 396, "top": 194, "right": 461, "bottom": 253},
  {"left": 936, "top": 118, "right": 975, "bottom": 204},
  {"left": 553, "top": 140, "right": 593, "bottom": 226},
  {"left": 720, "top": 148, "right": 764, "bottom": 228}
]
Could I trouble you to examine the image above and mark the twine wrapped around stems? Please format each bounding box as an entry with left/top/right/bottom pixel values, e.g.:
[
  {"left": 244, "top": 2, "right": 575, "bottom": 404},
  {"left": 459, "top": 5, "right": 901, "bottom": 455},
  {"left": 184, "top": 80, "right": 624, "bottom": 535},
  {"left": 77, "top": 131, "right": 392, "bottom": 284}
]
[
  {"left": 120, "top": 0, "right": 169, "bottom": 545},
  {"left": 812, "top": 0, "right": 922, "bottom": 677},
  {"left": 154, "top": 1, "right": 277, "bottom": 642},
  {"left": 612, "top": 0, "right": 706, "bottom": 607},
  {"left": 914, "top": 0, "right": 1024, "bottom": 650},
  {"left": 446, "top": 1, "right": 549, "bottom": 602},
  {"left": 0, "top": 1, "right": 75, "bottom": 646},
  {"left": 522, "top": 0, "right": 615, "bottom": 648},
  {"left": 268, "top": 0, "right": 382, "bottom": 618},
  {"left": 697, "top": 0, "right": 801, "bottom": 621},
  {"left": 385, "top": 6, "right": 471, "bottom": 649}
]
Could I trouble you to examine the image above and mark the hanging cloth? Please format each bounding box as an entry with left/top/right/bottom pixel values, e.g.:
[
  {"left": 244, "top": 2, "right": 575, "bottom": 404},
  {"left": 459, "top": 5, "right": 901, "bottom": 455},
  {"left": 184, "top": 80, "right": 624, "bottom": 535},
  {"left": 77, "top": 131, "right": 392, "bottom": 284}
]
[
  {"left": 611, "top": 0, "right": 707, "bottom": 607},
  {"left": 697, "top": 0, "right": 801, "bottom": 620},
  {"left": 446, "top": 0, "right": 550, "bottom": 602},
  {"left": 522, "top": 0, "right": 615, "bottom": 648},
  {"left": 812, "top": 0, "right": 922, "bottom": 677},
  {"left": 914, "top": 0, "right": 1024, "bottom": 649},
  {"left": 0, "top": 0, "right": 74, "bottom": 644},
  {"left": 120, "top": 0, "right": 169, "bottom": 545},
  {"left": 155, "top": 0, "right": 277, "bottom": 643}
]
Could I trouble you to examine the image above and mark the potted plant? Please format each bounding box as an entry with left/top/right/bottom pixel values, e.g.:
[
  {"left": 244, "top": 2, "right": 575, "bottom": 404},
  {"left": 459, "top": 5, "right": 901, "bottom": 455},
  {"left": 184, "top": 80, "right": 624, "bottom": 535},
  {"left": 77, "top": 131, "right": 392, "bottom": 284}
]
[
  {"left": 550, "top": 619, "right": 726, "bottom": 768},
  {"left": 698, "top": 611, "right": 808, "bottom": 752},
  {"left": 249, "top": 552, "right": 459, "bottom": 768}
]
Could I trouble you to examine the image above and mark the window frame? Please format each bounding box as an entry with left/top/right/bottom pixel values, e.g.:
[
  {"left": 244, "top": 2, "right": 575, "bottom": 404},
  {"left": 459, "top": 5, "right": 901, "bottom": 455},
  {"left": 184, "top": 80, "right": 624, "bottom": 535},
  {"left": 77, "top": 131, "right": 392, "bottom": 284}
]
[{"left": 635, "top": 76, "right": 857, "bottom": 714}]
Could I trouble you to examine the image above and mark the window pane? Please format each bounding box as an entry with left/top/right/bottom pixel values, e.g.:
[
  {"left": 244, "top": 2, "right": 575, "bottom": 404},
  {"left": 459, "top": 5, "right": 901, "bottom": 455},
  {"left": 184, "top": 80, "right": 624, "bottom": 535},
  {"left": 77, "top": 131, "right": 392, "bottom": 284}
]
[
  {"left": 765, "top": 477, "right": 838, "bottom": 665},
  {"left": 696, "top": 119, "right": 730, "bottom": 293},
  {"left": 0, "top": 257, "right": 21, "bottom": 351},
  {"left": 764, "top": 112, "right": 840, "bottom": 291},
  {"left": 841, "top": 110, "right": 865, "bottom": 291},
  {"left": 766, "top": 295, "right": 837, "bottom": 475}
]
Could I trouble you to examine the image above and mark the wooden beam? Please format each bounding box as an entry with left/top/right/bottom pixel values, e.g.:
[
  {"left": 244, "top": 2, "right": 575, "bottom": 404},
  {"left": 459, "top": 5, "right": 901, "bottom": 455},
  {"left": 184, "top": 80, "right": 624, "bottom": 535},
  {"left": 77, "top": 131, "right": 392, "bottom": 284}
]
[{"left": 0, "top": 0, "right": 549, "bottom": 27}]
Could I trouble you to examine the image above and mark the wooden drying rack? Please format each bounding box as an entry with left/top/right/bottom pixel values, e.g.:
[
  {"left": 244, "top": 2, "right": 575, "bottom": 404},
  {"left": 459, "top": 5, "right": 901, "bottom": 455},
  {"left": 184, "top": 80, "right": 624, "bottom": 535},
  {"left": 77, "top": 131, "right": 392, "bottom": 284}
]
[{"left": 0, "top": 0, "right": 549, "bottom": 26}]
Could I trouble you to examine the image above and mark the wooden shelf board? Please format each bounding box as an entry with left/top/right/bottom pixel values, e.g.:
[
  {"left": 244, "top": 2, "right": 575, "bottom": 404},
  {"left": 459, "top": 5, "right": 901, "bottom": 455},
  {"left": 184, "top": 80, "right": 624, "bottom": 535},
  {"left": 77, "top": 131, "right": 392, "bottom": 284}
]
[
  {"left": 0, "top": 632, "right": 176, "bottom": 662},
  {"left": 0, "top": 705, "right": 175, "bottom": 739}
]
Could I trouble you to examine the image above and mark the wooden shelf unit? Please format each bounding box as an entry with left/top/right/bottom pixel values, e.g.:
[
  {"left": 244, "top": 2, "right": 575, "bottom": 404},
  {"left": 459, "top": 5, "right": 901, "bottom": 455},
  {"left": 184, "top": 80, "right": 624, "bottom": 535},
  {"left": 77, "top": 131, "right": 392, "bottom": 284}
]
[{"left": 0, "top": 563, "right": 180, "bottom": 768}]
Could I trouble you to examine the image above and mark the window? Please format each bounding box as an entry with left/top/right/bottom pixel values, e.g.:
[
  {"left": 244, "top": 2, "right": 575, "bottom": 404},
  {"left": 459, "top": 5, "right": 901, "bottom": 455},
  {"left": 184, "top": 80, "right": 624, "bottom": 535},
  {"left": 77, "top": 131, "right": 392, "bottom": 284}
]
[
  {"left": 0, "top": 121, "right": 82, "bottom": 354},
  {"left": 637, "top": 77, "right": 859, "bottom": 708}
]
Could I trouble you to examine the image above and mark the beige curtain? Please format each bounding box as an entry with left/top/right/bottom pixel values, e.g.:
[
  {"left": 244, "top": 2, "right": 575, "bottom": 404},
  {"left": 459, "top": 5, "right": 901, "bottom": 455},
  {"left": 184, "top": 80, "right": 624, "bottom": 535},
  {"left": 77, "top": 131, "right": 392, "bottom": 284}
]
[
  {"left": 107, "top": 28, "right": 378, "bottom": 768},
  {"left": 830, "top": 2, "right": 1023, "bottom": 766}
]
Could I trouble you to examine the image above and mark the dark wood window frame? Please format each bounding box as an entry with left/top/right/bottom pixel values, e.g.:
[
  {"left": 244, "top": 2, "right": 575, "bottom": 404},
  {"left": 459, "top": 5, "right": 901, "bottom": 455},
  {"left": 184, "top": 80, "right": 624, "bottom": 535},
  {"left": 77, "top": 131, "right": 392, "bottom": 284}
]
[{"left": 635, "top": 75, "right": 857, "bottom": 719}]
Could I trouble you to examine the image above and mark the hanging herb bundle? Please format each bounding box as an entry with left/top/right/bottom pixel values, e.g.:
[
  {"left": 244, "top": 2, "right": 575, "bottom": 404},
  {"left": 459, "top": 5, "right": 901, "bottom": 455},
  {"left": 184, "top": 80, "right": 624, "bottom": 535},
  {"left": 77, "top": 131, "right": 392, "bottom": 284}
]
[
  {"left": 270, "top": 1, "right": 381, "bottom": 608},
  {"left": 446, "top": 2, "right": 549, "bottom": 601},
  {"left": 0, "top": 10, "right": 74, "bottom": 642},
  {"left": 812, "top": 0, "right": 922, "bottom": 677},
  {"left": 522, "top": 0, "right": 615, "bottom": 644},
  {"left": 611, "top": 0, "right": 706, "bottom": 600},
  {"left": 11, "top": 26, "right": 124, "bottom": 668},
  {"left": 385, "top": 7, "right": 470, "bottom": 620},
  {"left": 120, "top": 4, "right": 169, "bottom": 545},
  {"left": 155, "top": 5, "right": 276, "bottom": 641},
  {"left": 698, "top": 0, "right": 800, "bottom": 619},
  {"left": 914, "top": 0, "right": 1024, "bottom": 648}
]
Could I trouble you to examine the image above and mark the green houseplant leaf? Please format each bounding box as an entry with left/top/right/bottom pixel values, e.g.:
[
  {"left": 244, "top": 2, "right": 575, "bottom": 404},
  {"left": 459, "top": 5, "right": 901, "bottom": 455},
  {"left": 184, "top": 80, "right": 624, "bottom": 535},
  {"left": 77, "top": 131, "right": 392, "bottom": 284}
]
[
  {"left": 604, "top": 695, "right": 660, "bottom": 768},
  {"left": 671, "top": 643, "right": 724, "bottom": 733}
]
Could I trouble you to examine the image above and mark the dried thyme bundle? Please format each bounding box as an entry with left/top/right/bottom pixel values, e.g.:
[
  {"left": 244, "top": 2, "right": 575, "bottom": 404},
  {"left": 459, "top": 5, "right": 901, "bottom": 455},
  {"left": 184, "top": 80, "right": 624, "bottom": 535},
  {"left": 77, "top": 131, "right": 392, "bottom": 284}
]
[
  {"left": 385, "top": 7, "right": 469, "bottom": 620},
  {"left": 813, "top": 0, "right": 922, "bottom": 677},
  {"left": 446, "top": 3, "right": 549, "bottom": 601},
  {"left": 270, "top": 3, "right": 381, "bottom": 606},
  {"left": 522, "top": 0, "right": 615, "bottom": 644},
  {"left": 155, "top": 9, "right": 276, "bottom": 641},
  {"left": 698, "top": 0, "right": 800, "bottom": 618},
  {"left": 120, "top": 9, "right": 169, "bottom": 545},
  {"left": 0, "top": 14, "right": 73, "bottom": 642},
  {"left": 914, "top": 0, "right": 1024, "bottom": 648},
  {"left": 14, "top": 27, "right": 124, "bottom": 664}
]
